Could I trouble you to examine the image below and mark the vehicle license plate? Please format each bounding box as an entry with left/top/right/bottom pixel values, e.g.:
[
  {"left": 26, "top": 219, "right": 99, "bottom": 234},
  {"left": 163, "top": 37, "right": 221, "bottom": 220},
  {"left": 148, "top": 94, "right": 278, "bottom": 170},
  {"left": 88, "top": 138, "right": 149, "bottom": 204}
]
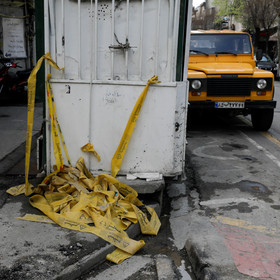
[{"left": 215, "top": 101, "right": 244, "bottom": 109}]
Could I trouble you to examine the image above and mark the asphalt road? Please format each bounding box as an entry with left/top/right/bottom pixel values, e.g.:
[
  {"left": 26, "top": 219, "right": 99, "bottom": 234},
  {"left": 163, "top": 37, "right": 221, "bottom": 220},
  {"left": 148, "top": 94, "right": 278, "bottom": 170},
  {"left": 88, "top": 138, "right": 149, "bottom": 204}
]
[{"left": 182, "top": 89, "right": 280, "bottom": 279}]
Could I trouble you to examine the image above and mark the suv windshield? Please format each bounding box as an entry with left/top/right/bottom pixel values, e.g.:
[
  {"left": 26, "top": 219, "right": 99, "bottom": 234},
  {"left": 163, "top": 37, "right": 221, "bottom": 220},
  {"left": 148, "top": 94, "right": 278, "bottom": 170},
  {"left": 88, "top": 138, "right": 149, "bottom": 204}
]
[{"left": 190, "top": 34, "right": 252, "bottom": 55}]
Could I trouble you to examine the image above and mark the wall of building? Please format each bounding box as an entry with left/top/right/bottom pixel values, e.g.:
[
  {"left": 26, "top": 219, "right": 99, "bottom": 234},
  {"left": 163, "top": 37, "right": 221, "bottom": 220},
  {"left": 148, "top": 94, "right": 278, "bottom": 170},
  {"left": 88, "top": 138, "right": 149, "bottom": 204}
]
[{"left": 0, "top": 0, "right": 34, "bottom": 70}]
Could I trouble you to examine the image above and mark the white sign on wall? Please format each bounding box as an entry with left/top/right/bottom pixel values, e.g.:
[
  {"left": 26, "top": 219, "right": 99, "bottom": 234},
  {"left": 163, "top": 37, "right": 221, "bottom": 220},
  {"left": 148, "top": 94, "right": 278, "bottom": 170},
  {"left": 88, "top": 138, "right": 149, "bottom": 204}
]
[{"left": 2, "top": 18, "right": 27, "bottom": 58}]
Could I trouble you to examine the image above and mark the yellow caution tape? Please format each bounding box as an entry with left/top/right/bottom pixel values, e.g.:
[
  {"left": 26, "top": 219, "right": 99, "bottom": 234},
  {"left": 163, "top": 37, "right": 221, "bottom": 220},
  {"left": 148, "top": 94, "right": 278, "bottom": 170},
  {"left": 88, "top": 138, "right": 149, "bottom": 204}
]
[
  {"left": 47, "top": 74, "right": 72, "bottom": 167},
  {"left": 29, "top": 194, "right": 145, "bottom": 255},
  {"left": 81, "top": 143, "right": 101, "bottom": 162},
  {"left": 97, "top": 173, "right": 138, "bottom": 197},
  {"left": 46, "top": 74, "right": 64, "bottom": 171},
  {"left": 17, "top": 214, "right": 55, "bottom": 224},
  {"left": 131, "top": 204, "right": 161, "bottom": 235},
  {"left": 7, "top": 157, "right": 161, "bottom": 264},
  {"left": 6, "top": 184, "right": 26, "bottom": 196},
  {"left": 25, "top": 52, "right": 64, "bottom": 196},
  {"left": 106, "top": 248, "right": 133, "bottom": 264},
  {"left": 76, "top": 157, "right": 94, "bottom": 179},
  {"left": 111, "top": 75, "right": 160, "bottom": 177},
  {"left": 6, "top": 53, "right": 161, "bottom": 264}
]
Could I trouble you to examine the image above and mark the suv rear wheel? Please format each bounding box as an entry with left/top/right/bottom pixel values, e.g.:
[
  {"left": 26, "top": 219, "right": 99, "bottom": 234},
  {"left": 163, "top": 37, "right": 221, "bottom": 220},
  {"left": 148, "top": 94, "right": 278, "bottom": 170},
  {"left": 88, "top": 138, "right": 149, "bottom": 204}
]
[{"left": 251, "top": 108, "right": 274, "bottom": 131}]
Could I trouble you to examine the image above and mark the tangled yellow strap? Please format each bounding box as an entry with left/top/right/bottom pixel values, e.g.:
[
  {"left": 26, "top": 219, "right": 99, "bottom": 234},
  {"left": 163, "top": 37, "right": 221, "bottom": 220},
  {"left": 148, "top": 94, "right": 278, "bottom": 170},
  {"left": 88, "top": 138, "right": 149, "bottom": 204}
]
[
  {"left": 81, "top": 143, "right": 101, "bottom": 162},
  {"left": 7, "top": 156, "right": 161, "bottom": 264},
  {"left": 29, "top": 194, "right": 145, "bottom": 255},
  {"left": 6, "top": 53, "right": 162, "bottom": 265},
  {"left": 111, "top": 76, "right": 160, "bottom": 177}
]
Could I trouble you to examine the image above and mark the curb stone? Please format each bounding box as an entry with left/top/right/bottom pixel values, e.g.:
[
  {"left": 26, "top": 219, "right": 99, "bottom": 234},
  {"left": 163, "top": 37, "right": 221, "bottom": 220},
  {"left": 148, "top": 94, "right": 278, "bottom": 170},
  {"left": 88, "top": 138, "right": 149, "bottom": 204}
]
[{"left": 55, "top": 204, "right": 160, "bottom": 280}]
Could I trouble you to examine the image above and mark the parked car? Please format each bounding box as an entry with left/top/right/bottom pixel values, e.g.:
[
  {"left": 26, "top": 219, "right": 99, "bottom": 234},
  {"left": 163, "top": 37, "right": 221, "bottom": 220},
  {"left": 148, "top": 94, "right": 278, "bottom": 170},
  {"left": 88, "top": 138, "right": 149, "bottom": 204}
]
[{"left": 255, "top": 53, "right": 277, "bottom": 77}]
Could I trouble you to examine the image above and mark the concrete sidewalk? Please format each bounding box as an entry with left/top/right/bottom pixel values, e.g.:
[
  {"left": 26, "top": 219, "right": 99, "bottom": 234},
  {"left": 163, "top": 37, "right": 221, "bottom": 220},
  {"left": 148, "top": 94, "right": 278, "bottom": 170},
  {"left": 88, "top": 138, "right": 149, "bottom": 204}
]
[
  {"left": 0, "top": 104, "right": 42, "bottom": 161},
  {"left": 0, "top": 104, "right": 43, "bottom": 175},
  {"left": 0, "top": 191, "right": 145, "bottom": 280},
  {"left": 0, "top": 104, "right": 161, "bottom": 280}
]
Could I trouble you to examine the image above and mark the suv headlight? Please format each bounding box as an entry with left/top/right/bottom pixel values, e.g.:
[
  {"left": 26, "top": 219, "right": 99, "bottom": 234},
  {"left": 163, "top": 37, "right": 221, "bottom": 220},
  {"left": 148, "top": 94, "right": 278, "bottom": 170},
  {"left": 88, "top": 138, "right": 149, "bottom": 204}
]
[
  {"left": 257, "top": 79, "right": 267, "bottom": 90},
  {"left": 191, "top": 80, "right": 202, "bottom": 90}
]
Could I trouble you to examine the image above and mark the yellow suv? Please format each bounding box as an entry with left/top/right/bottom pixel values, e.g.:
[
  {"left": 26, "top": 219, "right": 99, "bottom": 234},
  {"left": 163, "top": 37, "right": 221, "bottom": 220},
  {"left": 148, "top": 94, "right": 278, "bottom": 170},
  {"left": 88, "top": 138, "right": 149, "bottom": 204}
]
[{"left": 188, "top": 30, "right": 276, "bottom": 131}]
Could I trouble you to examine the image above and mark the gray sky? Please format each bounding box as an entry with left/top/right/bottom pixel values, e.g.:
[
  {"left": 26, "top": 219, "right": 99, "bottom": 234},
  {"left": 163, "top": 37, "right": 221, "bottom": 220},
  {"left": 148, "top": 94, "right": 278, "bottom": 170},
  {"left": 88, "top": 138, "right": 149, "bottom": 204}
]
[{"left": 192, "top": 0, "right": 205, "bottom": 8}]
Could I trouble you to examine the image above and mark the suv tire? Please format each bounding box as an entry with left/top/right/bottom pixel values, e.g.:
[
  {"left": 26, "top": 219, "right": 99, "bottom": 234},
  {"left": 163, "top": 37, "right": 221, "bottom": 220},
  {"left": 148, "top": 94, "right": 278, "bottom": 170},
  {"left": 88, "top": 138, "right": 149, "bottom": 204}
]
[{"left": 251, "top": 108, "right": 274, "bottom": 131}]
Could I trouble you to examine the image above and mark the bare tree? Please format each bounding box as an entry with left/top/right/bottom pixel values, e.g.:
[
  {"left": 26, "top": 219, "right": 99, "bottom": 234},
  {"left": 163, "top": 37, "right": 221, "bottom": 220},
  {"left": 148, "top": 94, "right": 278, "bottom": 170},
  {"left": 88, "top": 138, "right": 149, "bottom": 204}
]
[
  {"left": 213, "top": 0, "right": 277, "bottom": 52},
  {"left": 192, "top": 6, "right": 217, "bottom": 30},
  {"left": 242, "top": 0, "right": 277, "bottom": 52},
  {"left": 273, "top": 0, "right": 280, "bottom": 76}
]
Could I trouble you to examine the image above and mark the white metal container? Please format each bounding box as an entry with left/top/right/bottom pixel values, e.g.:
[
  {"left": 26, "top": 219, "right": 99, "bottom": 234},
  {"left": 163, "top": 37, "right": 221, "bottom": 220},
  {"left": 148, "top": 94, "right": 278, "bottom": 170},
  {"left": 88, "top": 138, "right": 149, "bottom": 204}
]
[{"left": 44, "top": 0, "right": 191, "bottom": 177}]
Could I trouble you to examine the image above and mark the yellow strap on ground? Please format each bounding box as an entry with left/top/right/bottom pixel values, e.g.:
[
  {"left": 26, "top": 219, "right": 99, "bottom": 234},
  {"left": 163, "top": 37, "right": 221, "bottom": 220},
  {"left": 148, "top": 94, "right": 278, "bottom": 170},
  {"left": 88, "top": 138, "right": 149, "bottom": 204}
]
[
  {"left": 131, "top": 204, "right": 161, "bottom": 235},
  {"left": 6, "top": 184, "right": 26, "bottom": 196},
  {"left": 124, "top": 194, "right": 161, "bottom": 235},
  {"left": 81, "top": 143, "right": 101, "bottom": 162},
  {"left": 111, "top": 76, "right": 160, "bottom": 177},
  {"left": 17, "top": 214, "right": 55, "bottom": 224},
  {"left": 24, "top": 52, "right": 64, "bottom": 196},
  {"left": 106, "top": 248, "right": 132, "bottom": 264},
  {"left": 29, "top": 194, "right": 145, "bottom": 255},
  {"left": 76, "top": 157, "right": 94, "bottom": 179},
  {"left": 10, "top": 157, "right": 161, "bottom": 264},
  {"left": 47, "top": 74, "right": 72, "bottom": 167},
  {"left": 97, "top": 173, "right": 138, "bottom": 197}
]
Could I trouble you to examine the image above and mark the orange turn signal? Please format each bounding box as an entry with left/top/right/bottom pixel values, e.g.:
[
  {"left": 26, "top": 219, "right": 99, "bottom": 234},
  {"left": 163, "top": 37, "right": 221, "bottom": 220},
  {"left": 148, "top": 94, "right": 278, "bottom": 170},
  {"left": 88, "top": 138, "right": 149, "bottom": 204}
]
[{"left": 191, "top": 91, "right": 201, "bottom": 96}]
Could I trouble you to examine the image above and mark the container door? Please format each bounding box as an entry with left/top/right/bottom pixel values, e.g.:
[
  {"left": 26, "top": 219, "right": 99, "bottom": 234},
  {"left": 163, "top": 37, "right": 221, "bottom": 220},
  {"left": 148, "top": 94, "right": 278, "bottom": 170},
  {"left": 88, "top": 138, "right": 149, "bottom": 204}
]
[{"left": 44, "top": 0, "right": 190, "bottom": 176}]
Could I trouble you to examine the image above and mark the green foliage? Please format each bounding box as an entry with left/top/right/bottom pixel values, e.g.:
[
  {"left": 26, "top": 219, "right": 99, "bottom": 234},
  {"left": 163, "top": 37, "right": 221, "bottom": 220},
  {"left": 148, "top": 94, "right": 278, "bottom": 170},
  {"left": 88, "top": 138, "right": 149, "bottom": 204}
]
[{"left": 213, "top": 0, "right": 245, "bottom": 20}]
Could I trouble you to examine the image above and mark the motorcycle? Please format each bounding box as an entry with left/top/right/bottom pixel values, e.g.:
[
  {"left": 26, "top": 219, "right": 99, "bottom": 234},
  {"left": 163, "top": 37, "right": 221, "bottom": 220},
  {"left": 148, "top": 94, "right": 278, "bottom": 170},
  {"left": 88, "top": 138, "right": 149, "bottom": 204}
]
[{"left": 0, "top": 58, "right": 31, "bottom": 103}]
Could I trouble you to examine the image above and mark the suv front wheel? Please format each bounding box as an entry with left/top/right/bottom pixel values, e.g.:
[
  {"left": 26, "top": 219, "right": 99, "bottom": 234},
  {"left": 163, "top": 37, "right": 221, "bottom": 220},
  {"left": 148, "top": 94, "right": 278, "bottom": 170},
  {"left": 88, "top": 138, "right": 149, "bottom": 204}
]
[{"left": 251, "top": 108, "right": 274, "bottom": 131}]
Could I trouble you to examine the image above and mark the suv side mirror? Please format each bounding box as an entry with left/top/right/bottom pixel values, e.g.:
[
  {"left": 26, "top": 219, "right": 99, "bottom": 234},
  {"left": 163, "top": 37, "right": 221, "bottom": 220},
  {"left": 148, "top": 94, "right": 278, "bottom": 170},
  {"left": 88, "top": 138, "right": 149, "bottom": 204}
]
[{"left": 256, "top": 49, "right": 263, "bottom": 61}]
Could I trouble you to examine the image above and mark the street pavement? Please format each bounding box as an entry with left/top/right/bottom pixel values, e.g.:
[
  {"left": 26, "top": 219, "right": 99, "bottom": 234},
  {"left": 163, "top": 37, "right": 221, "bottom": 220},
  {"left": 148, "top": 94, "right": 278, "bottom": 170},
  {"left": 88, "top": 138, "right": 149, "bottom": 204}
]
[{"left": 182, "top": 113, "right": 280, "bottom": 280}]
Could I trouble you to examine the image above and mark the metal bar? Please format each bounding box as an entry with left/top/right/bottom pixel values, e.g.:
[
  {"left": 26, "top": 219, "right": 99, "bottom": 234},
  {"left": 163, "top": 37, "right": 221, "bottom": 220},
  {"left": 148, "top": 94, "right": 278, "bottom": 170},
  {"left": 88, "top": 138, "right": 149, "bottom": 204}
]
[
  {"left": 125, "top": 0, "right": 129, "bottom": 80},
  {"left": 183, "top": 0, "right": 193, "bottom": 81},
  {"left": 49, "top": 0, "right": 56, "bottom": 61},
  {"left": 45, "top": 0, "right": 51, "bottom": 174},
  {"left": 90, "top": 0, "right": 94, "bottom": 83},
  {"left": 172, "top": 0, "right": 179, "bottom": 81},
  {"left": 50, "top": 79, "right": 177, "bottom": 86},
  {"left": 62, "top": 0, "right": 65, "bottom": 79},
  {"left": 168, "top": 0, "right": 174, "bottom": 82},
  {"left": 89, "top": 0, "right": 94, "bottom": 170},
  {"left": 78, "top": 0, "right": 81, "bottom": 79},
  {"left": 111, "top": 0, "right": 115, "bottom": 80},
  {"left": 94, "top": 0, "right": 98, "bottom": 80},
  {"left": 155, "top": 0, "right": 161, "bottom": 75},
  {"left": 139, "top": 0, "right": 144, "bottom": 80},
  {"left": 35, "top": 0, "right": 45, "bottom": 100},
  {"left": 176, "top": 0, "right": 187, "bottom": 81}
]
